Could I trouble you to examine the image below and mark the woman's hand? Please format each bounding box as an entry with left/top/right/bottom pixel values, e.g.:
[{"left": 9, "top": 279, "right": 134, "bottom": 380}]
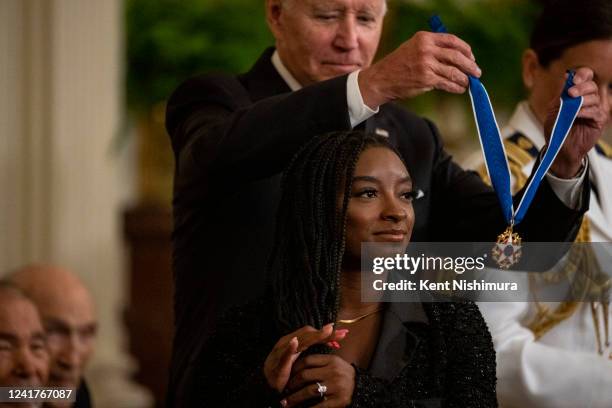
[
  {"left": 263, "top": 324, "right": 347, "bottom": 393},
  {"left": 281, "top": 354, "right": 356, "bottom": 408}
]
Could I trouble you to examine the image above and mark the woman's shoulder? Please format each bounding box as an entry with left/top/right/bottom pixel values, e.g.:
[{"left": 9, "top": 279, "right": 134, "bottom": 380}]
[
  {"left": 424, "top": 300, "right": 492, "bottom": 335},
  {"left": 191, "top": 297, "right": 276, "bottom": 381},
  {"left": 213, "top": 297, "right": 275, "bottom": 340},
  {"left": 424, "top": 299, "right": 481, "bottom": 316},
  {"left": 421, "top": 301, "right": 497, "bottom": 406},
  {"left": 187, "top": 297, "right": 282, "bottom": 405}
]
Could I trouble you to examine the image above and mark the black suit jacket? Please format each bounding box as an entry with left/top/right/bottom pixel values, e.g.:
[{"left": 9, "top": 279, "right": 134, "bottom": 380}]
[
  {"left": 190, "top": 297, "right": 497, "bottom": 407},
  {"left": 74, "top": 379, "right": 92, "bottom": 408},
  {"left": 165, "top": 47, "right": 586, "bottom": 406}
]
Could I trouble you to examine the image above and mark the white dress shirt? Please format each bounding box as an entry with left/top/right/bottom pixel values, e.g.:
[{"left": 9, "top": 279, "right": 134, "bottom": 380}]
[{"left": 271, "top": 51, "right": 378, "bottom": 128}]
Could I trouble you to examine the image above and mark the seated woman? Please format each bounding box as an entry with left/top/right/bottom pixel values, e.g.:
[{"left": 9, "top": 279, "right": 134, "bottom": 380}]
[{"left": 190, "top": 131, "right": 497, "bottom": 407}]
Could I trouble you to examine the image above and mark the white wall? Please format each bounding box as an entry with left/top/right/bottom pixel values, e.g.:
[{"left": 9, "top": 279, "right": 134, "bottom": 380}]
[{"left": 0, "top": 1, "right": 151, "bottom": 406}]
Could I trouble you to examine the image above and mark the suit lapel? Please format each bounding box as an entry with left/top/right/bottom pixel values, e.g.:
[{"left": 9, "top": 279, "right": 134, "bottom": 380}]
[
  {"left": 366, "top": 106, "right": 402, "bottom": 150},
  {"left": 238, "top": 47, "right": 292, "bottom": 102},
  {"left": 363, "top": 112, "right": 389, "bottom": 138},
  {"left": 239, "top": 48, "right": 396, "bottom": 145},
  {"left": 369, "top": 302, "right": 428, "bottom": 381}
]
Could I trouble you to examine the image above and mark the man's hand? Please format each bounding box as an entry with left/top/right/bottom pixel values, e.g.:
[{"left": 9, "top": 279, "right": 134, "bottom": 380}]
[
  {"left": 547, "top": 67, "right": 609, "bottom": 179},
  {"left": 359, "top": 31, "right": 482, "bottom": 108},
  {"left": 281, "top": 354, "right": 356, "bottom": 408}
]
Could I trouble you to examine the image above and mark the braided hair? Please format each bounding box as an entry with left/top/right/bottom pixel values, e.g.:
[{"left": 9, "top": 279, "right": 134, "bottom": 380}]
[{"left": 268, "top": 130, "right": 405, "bottom": 334}]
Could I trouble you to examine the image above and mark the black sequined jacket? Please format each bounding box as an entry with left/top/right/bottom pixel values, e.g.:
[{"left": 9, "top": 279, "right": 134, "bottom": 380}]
[{"left": 187, "top": 298, "right": 497, "bottom": 408}]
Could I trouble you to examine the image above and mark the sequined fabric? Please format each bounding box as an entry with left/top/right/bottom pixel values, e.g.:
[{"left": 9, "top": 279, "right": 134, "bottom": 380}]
[
  {"left": 351, "top": 302, "right": 497, "bottom": 407},
  {"left": 188, "top": 299, "right": 497, "bottom": 407}
]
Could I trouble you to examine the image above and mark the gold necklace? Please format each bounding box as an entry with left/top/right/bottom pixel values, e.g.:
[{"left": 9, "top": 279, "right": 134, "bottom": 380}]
[{"left": 337, "top": 308, "right": 384, "bottom": 324}]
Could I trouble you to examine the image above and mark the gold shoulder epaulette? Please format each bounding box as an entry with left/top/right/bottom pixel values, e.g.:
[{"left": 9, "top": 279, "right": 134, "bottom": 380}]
[
  {"left": 476, "top": 132, "right": 537, "bottom": 192},
  {"left": 505, "top": 132, "right": 538, "bottom": 165},
  {"left": 595, "top": 140, "right": 612, "bottom": 159}
]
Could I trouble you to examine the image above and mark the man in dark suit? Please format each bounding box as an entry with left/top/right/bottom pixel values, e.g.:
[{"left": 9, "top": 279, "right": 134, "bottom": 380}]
[{"left": 165, "top": 0, "right": 608, "bottom": 404}]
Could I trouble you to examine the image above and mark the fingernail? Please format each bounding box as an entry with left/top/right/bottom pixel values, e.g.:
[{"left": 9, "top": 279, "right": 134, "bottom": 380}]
[
  {"left": 326, "top": 341, "right": 341, "bottom": 349},
  {"left": 280, "top": 399, "right": 287, "bottom": 407}
]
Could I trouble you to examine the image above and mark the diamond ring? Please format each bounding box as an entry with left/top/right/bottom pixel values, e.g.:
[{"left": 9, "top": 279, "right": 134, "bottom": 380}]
[{"left": 316, "top": 382, "right": 327, "bottom": 398}]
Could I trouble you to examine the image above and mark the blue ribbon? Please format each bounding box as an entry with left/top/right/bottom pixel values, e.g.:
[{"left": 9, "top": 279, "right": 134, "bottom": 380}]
[{"left": 429, "top": 15, "right": 583, "bottom": 226}]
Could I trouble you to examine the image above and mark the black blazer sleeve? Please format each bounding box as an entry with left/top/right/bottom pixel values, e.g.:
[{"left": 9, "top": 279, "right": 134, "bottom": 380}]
[
  {"left": 166, "top": 74, "right": 352, "bottom": 200},
  {"left": 351, "top": 368, "right": 442, "bottom": 408}
]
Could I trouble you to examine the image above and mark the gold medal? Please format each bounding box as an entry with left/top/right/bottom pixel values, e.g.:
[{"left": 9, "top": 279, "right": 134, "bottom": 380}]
[{"left": 492, "top": 225, "right": 522, "bottom": 269}]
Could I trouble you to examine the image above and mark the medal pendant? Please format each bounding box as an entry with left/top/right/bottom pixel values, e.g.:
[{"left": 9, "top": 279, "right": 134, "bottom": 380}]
[{"left": 492, "top": 226, "right": 522, "bottom": 269}]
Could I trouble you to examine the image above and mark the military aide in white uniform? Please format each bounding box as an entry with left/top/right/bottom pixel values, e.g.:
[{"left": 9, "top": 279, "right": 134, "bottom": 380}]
[{"left": 472, "top": 1, "right": 612, "bottom": 406}]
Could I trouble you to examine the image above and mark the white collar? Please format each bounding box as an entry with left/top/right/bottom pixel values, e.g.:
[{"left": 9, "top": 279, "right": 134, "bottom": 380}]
[
  {"left": 504, "top": 101, "right": 546, "bottom": 149},
  {"left": 271, "top": 50, "right": 302, "bottom": 92}
]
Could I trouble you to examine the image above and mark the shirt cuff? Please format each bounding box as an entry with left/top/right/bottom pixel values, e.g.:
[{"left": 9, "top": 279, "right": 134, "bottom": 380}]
[
  {"left": 545, "top": 157, "right": 588, "bottom": 210},
  {"left": 347, "top": 70, "right": 379, "bottom": 128}
]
